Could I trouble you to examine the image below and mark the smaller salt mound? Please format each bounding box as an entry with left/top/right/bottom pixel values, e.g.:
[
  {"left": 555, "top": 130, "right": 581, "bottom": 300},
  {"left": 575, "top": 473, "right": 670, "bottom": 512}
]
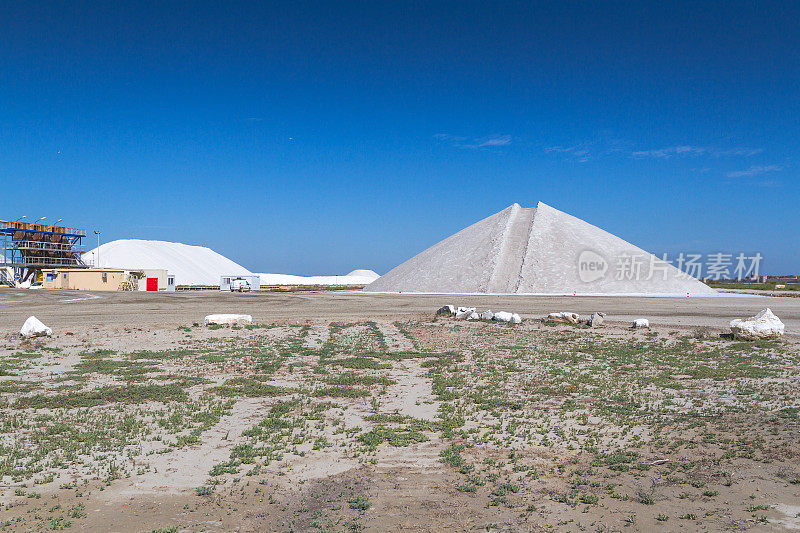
[
  {"left": 258, "top": 269, "right": 380, "bottom": 286},
  {"left": 346, "top": 269, "right": 380, "bottom": 279},
  {"left": 83, "top": 240, "right": 252, "bottom": 286}
]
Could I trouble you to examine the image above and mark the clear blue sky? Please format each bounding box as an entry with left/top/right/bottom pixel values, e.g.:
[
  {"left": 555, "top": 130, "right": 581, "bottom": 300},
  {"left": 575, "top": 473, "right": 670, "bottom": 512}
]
[{"left": 1, "top": 1, "right": 798, "bottom": 275}]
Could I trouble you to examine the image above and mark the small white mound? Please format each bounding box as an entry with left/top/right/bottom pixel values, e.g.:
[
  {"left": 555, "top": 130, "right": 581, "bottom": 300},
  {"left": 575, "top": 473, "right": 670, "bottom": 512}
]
[
  {"left": 632, "top": 318, "right": 650, "bottom": 329},
  {"left": 204, "top": 314, "right": 252, "bottom": 326},
  {"left": 21, "top": 316, "right": 52, "bottom": 338},
  {"left": 83, "top": 240, "right": 251, "bottom": 286},
  {"left": 730, "top": 308, "right": 784, "bottom": 340},
  {"left": 346, "top": 269, "right": 380, "bottom": 280}
]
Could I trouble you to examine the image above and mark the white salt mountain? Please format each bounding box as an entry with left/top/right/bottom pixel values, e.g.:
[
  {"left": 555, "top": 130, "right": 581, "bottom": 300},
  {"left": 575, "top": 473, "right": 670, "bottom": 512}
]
[
  {"left": 84, "top": 240, "right": 252, "bottom": 286},
  {"left": 365, "top": 202, "right": 716, "bottom": 295},
  {"left": 84, "top": 240, "right": 380, "bottom": 287}
]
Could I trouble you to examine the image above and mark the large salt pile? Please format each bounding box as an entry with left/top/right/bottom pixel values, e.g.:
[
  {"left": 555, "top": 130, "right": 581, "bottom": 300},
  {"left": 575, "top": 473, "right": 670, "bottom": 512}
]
[
  {"left": 365, "top": 202, "right": 717, "bottom": 295},
  {"left": 83, "top": 240, "right": 253, "bottom": 286},
  {"left": 83, "top": 240, "right": 380, "bottom": 287}
]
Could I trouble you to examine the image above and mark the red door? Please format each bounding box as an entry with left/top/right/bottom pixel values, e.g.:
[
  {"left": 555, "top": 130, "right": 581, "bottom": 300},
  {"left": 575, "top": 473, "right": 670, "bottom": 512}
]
[{"left": 146, "top": 278, "right": 158, "bottom": 291}]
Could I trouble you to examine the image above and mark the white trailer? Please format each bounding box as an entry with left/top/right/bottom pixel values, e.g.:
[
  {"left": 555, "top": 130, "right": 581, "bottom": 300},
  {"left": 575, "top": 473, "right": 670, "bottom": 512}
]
[{"left": 220, "top": 275, "right": 261, "bottom": 292}]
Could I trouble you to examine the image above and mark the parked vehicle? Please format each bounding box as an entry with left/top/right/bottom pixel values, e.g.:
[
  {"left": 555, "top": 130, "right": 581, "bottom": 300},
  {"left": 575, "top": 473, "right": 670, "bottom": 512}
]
[
  {"left": 230, "top": 278, "right": 252, "bottom": 292},
  {"left": 220, "top": 275, "right": 260, "bottom": 292}
]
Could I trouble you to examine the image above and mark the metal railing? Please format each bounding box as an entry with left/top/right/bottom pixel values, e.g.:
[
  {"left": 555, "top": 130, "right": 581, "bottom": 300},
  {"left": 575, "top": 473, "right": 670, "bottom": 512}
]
[
  {"left": 2, "top": 257, "right": 85, "bottom": 267},
  {"left": 0, "top": 220, "right": 86, "bottom": 236},
  {"left": 6, "top": 241, "right": 86, "bottom": 253}
]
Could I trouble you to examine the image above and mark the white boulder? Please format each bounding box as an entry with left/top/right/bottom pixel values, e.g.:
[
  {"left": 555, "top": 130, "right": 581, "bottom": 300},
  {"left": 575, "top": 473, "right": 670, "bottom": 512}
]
[
  {"left": 493, "top": 311, "right": 522, "bottom": 324},
  {"left": 730, "top": 308, "right": 784, "bottom": 340},
  {"left": 480, "top": 310, "right": 494, "bottom": 320},
  {"left": 632, "top": 318, "right": 650, "bottom": 329},
  {"left": 204, "top": 314, "right": 253, "bottom": 326},
  {"left": 547, "top": 312, "right": 580, "bottom": 324},
  {"left": 588, "top": 312, "right": 606, "bottom": 327},
  {"left": 465, "top": 311, "right": 480, "bottom": 320},
  {"left": 20, "top": 316, "right": 52, "bottom": 338},
  {"left": 455, "top": 307, "right": 477, "bottom": 320}
]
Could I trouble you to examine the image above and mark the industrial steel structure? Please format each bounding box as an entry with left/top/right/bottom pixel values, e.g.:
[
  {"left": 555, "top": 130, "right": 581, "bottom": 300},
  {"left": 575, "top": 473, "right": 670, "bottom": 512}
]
[{"left": 0, "top": 220, "right": 87, "bottom": 284}]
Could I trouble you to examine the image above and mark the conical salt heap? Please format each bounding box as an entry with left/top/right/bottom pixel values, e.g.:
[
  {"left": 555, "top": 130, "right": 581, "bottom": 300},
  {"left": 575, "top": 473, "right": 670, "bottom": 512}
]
[{"left": 365, "top": 202, "right": 716, "bottom": 295}]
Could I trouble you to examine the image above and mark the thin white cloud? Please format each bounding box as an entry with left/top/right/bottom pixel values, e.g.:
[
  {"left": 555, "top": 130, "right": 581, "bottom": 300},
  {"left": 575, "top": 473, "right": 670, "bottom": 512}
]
[
  {"left": 433, "top": 133, "right": 466, "bottom": 142},
  {"left": 434, "top": 133, "right": 512, "bottom": 150},
  {"left": 631, "top": 145, "right": 708, "bottom": 158},
  {"left": 544, "top": 145, "right": 592, "bottom": 162},
  {"left": 714, "top": 148, "right": 763, "bottom": 157},
  {"left": 477, "top": 135, "right": 511, "bottom": 147},
  {"left": 631, "top": 145, "right": 763, "bottom": 159},
  {"left": 726, "top": 165, "right": 782, "bottom": 178}
]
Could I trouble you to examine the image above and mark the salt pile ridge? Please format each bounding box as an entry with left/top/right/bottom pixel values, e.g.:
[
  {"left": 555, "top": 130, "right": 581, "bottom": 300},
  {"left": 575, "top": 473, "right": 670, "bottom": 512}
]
[
  {"left": 365, "top": 202, "right": 717, "bottom": 295},
  {"left": 84, "top": 240, "right": 380, "bottom": 287},
  {"left": 83, "top": 240, "right": 253, "bottom": 286},
  {"left": 258, "top": 270, "right": 380, "bottom": 286}
]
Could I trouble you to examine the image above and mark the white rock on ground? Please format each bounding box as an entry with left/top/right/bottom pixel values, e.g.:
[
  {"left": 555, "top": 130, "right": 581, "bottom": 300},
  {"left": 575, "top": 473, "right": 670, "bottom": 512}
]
[
  {"left": 20, "top": 316, "right": 52, "bottom": 338},
  {"left": 480, "top": 309, "right": 494, "bottom": 320},
  {"left": 455, "top": 307, "right": 476, "bottom": 320},
  {"left": 730, "top": 308, "right": 785, "bottom": 340},
  {"left": 632, "top": 318, "right": 650, "bottom": 329},
  {"left": 204, "top": 314, "right": 253, "bottom": 326},
  {"left": 493, "top": 311, "right": 522, "bottom": 324},
  {"left": 548, "top": 312, "right": 580, "bottom": 324},
  {"left": 588, "top": 312, "right": 606, "bottom": 327},
  {"left": 466, "top": 311, "right": 480, "bottom": 320}
]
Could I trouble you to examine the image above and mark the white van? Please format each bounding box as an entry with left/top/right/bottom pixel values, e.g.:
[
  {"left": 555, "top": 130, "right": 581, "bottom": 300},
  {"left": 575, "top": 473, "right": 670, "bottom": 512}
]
[
  {"left": 231, "top": 278, "right": 251, "bottom": 292},
  {"left": 220, "top": 275, "right": 261, "bottom": 292}
]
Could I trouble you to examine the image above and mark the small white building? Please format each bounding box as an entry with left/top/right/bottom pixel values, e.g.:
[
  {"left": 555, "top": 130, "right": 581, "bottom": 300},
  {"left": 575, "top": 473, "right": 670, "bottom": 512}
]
[
  {"left": 136, "top": 269, "right": 173, "bottom": 291},
  {"left": 220, "top": 275, "right": 260, "bottom": 292}
]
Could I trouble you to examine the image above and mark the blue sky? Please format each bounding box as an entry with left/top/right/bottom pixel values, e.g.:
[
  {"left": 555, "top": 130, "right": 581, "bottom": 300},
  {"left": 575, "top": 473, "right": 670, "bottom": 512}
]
[{"left": 1, "top": 1, "right": 798, "bottom": 275}]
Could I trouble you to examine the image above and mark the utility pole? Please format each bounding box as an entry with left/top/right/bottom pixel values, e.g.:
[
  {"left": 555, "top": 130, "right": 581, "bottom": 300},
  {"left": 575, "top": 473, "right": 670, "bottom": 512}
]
[{"left": 94, "top": 231, "right": 101, "bottom": 267}]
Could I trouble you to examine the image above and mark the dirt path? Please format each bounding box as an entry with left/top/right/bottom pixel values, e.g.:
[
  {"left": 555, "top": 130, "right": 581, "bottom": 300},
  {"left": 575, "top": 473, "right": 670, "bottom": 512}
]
[{"left": 100, "top": 398, "right": 269, "bottom": 500}]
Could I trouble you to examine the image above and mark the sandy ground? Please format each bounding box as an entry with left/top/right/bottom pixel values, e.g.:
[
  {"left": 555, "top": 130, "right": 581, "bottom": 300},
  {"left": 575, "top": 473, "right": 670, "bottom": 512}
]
[
  {"left": 1, "top": 288, "right": 798, "bottom": 335},
  {"left": 0, "top": 289, "right": 798, "bottom": 532}
]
